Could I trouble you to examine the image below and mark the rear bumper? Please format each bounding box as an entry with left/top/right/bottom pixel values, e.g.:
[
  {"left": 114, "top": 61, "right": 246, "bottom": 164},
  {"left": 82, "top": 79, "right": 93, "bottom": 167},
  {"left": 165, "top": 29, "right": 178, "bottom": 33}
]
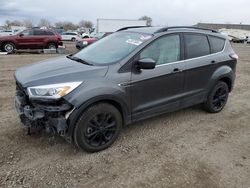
[{"left": 58, "top": 41, "right": 63, "bottom": 46}]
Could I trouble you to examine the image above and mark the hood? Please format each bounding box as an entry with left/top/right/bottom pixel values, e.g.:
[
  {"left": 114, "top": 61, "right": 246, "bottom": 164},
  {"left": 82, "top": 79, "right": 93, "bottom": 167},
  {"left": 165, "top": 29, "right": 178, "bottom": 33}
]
[{"left": 15, "top": 56, "right": 108, "bottom": 87}]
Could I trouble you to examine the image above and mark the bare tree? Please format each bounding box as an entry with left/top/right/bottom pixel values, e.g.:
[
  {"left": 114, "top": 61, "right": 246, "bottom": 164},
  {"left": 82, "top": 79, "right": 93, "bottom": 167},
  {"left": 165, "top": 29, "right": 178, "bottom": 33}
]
[
  {"left": 139, "top": 16, "right": 152, "bottom": 26},
  {"left": 10, "top": 20, "right": 23, "bottom": 26},
  {"left": 38, "top": 18, "right": 51, "bottom": 28},
  {"left": 4, "top": 20, "right": 11, "bottom": 28},
  {"left": 78, "top": 20, "right": 93, "bottom": 29},
  {"left": 55, "top": 21, "right": 77, "bottom": 31},
  {"left": 4, "top": 19, "right": 23, "bottom": 29},
  {"left": 54, "top": 21, "right": 64, "bottom": 28},
  {"left": 22, "top": 19, "right": 33, "bottom": 28}
]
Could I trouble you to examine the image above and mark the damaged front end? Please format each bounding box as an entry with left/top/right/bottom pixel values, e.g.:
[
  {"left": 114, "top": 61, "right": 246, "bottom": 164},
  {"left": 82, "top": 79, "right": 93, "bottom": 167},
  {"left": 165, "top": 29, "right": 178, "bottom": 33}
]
[{"left": 15, "top": 82, "right": 74, "bottom": 141}]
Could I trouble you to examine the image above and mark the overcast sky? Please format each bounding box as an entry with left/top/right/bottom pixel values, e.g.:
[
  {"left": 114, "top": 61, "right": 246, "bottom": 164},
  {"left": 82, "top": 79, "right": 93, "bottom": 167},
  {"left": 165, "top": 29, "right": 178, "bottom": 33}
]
[{"left": 0, "top": 0, "right": 250, "bottom": 26}]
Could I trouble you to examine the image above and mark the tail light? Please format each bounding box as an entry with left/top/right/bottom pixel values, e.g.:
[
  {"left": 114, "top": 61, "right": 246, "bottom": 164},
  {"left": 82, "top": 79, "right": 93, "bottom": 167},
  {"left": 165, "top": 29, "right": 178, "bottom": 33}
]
[
  {"left": 58, "top": 35, "right": 62, "bottom": 41},
  {"left": 229, "top": 53, "right": 239, "bottom": 60}
]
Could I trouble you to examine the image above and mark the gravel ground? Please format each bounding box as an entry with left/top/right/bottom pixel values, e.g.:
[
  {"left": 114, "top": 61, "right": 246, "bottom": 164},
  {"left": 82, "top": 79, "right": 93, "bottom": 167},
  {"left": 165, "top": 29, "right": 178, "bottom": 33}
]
[{"left": 0, "top": 43, "right": 249, "bottom": 188}]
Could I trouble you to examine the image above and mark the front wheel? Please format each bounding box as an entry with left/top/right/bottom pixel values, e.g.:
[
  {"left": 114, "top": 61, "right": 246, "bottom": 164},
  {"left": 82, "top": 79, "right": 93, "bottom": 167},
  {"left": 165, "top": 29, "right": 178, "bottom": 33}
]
[
  {"left": 74, "top": 103, "right": 122, "bottom": 152},
  {"left": 3, "top": 42, "right": 15, "bottom": 53},
  {"left": 203, "top": 81, "right": 229, "bottom": 113}
]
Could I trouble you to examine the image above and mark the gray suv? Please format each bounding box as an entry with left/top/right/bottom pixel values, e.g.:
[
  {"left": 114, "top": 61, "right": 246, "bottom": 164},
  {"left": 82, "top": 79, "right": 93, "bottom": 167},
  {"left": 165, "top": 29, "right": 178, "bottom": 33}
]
[{"left": 14, "top": 26, "right": 238, "bottom": 152}]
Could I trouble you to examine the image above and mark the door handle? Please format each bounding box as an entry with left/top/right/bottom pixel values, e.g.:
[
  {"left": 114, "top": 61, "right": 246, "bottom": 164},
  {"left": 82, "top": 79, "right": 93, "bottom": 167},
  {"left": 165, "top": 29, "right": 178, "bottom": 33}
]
[{"left": 172, "top": 68, "right": 182, "bottom": 73}]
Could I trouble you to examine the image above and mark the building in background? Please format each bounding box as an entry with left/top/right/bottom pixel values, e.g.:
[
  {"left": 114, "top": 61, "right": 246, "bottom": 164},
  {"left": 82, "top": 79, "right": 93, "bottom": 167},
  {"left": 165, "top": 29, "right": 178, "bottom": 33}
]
[{"left": 195, "top": 23, "right": 250, "bottom": 31}]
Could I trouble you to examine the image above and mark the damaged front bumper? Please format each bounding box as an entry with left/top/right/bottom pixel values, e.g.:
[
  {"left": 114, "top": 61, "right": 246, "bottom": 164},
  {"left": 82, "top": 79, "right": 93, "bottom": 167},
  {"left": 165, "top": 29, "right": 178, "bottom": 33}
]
[{"left": 15, "top": 83, "right": 74, "bottom": 141}]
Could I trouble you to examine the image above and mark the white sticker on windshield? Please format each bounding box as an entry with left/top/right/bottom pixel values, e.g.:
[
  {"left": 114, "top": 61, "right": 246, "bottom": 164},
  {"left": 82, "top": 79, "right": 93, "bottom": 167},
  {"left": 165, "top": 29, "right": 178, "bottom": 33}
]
[
  {"left": 140, "top": 35, "right": 152, "bottom": 40},
  {"left": 126, "top": 39, "right": 143, "bottom": 46}
]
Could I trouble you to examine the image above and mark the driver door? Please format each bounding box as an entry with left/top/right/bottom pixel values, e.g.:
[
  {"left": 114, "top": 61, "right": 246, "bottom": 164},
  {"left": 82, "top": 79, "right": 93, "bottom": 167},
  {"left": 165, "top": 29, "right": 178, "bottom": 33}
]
[
  {"left": 130, "top": 34, "right": 186, "bottom": 121},
  {"left": 16, "top": 29, "right": 35, "bottom": 49}
]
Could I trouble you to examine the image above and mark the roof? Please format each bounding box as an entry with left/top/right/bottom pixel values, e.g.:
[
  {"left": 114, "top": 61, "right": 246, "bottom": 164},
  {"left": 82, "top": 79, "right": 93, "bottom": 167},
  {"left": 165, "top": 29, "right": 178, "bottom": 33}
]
[{"left": 123, "top": 26, "right": 220, "bottom": 35}]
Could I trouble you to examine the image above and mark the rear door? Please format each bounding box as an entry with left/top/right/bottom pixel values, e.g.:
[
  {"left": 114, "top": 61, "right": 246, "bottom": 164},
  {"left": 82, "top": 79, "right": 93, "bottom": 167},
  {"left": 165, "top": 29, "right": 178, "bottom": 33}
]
[
  {"left": 33, "top": 30, "right": 46, "bottom": 48},
  {"left": 181, "top": 33, "right": 226, "bottom": 107},
  {"left": 130, "top": 34, "right": 185, "bottom": 121}
]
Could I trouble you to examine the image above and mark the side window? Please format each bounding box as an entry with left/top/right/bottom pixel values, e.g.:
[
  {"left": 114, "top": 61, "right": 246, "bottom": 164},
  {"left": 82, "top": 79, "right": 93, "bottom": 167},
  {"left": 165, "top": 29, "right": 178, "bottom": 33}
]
[
  {"left": 34, "top": 30, "right": 45, "bottom": 36},
  {"left": 139, "top": 35, "right": 181, "bottom": 65},
  {"left": 184, "top": 34, "right": 210, "bottom": 59},
  {"left": 21, "top": 30, "right": 33, "bottom": 36},
  {"left": 208, "top": 36, "right": 225, "bottom": 53},
  {"left": 44, "top": 31, "right": 54, "bottom": 36}
]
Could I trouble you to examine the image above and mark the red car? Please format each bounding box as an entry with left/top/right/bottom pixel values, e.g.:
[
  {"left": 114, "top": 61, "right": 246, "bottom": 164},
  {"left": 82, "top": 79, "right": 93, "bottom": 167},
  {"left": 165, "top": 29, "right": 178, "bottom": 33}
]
[
  {"left": 0, "top": 28, "right": 63, "bottom": 53},
  {"left": 76, "top": 32, "right": 112, "bottom": 50}
]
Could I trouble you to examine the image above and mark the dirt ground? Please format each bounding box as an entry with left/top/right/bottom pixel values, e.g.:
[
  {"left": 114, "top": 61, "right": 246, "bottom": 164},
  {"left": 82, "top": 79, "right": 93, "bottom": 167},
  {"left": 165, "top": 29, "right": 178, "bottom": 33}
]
[{"left": 0, "top": 43, "right": 249, "bottom": 188}]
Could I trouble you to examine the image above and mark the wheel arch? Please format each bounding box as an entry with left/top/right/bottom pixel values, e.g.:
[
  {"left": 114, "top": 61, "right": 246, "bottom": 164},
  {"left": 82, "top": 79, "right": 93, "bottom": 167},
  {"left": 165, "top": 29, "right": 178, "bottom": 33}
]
[
  {"left": 218, "top": 77, "right": 232, "bottom": 92},
  {"left": 66, "top": 95, "right": 131, "bottom": 140},
  {"left": 209, "top": 65, "right": 235, "bottom": 93}
]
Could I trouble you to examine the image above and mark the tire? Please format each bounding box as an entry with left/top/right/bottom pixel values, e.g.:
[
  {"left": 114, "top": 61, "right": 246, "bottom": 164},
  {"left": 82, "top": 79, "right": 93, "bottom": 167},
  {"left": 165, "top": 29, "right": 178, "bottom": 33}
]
[
  {"left": 47, "top": 43, "right": 57, "bottom": 49},
  {"left": 203, "top": 81, "right": 229, "bottom": 113},
  {"left": 3, "top": 42, "right": 15, "bottom": 53},
  {"left": 71, "top": 38, "right": 76, "bottom": 42},
  {"left": 74, "top": 103, "right": 122, "bottom": 152}
]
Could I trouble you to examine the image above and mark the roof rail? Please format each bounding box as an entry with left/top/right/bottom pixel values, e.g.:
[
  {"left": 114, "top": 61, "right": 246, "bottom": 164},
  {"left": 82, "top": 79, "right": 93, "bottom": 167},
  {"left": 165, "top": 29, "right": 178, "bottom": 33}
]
[
  {"left": 116, "top": 26, "right": 150, "bottom": 32},
  {"left": 155, "top": 26, "right": 218, "bottom": 33}
]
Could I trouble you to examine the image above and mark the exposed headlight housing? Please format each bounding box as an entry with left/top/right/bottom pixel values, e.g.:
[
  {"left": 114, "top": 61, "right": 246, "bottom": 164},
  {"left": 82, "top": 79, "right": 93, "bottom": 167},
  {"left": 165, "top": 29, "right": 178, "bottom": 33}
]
[{"left": 27, "top": 82, "right": 82, "bottom": 99}]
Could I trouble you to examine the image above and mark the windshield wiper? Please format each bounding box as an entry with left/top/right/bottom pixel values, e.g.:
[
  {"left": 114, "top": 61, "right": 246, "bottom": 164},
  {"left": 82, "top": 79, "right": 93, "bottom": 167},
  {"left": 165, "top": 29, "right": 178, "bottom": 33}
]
[{"left": 66, "top": 55, "right": 93, "bottom": 66}]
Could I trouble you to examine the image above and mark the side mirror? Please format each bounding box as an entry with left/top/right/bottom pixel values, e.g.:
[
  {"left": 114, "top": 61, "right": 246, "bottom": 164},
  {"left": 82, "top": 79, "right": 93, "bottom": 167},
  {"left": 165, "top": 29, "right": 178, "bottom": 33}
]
[
  {"left": 136, "top": 58, "right": 156, "bottom": 70},
  {"left": 19, "top": 33, "right": 24, "bottom": 37}
]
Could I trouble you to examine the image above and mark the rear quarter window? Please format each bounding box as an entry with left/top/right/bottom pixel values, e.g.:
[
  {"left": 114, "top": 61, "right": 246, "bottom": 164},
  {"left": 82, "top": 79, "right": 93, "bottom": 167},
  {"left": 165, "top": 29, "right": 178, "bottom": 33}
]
[
  {"left": 208, "top": 36, "right": 225, "bottom": 53},
  {"left": 184, "top": 34, "right": 210, "bottom": 59}
]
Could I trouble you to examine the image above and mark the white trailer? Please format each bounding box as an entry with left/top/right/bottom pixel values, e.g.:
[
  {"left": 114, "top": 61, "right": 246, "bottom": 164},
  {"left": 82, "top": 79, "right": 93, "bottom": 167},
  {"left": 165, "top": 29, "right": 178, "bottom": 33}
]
[{"left": 96, "top": 19, "right": 147, "bottom": 33}]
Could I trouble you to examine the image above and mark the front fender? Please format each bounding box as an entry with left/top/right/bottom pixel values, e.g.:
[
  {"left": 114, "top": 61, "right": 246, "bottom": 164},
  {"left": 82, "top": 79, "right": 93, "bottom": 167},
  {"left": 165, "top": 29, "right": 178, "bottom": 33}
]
[{"left": 64, "top": 84, "right": 131, "bottom": 140}]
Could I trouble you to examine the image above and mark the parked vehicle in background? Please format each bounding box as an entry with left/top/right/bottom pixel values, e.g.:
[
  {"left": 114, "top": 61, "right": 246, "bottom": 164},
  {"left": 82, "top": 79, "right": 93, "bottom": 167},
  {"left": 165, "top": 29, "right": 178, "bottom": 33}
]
[
  {"left": 81, "top": 33, "right": 90, "bottom": 38},
  {"left": 14, "top": 26, "right": 237, "bottom": 152},
  {"left": 76, "top": 32, "right": 111, "bottom": 49},
  {"left": 96, "top": 18, "right": 147, "bottom": 32},
  {"left": 61, "top": 32, "right": 81, "bottom": 41},
  {"left": 0, "top": 28, "right": 62, "bottom": 53},
  {"left": 0, "top": 30, "right": 16, "bottom": 36},
  {"left": 54, "top": 28, "right": 65, "bottom": 35},
  {"left": 246, "top": 36, "right": 250, "bottom": 44}
]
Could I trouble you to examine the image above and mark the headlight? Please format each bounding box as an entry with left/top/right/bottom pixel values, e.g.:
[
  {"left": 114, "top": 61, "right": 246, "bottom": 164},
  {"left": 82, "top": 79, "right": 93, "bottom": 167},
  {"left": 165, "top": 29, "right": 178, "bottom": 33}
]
[
  {"left": 27, "top": 82, "right": 82, "bottom": 99},
  {"left": 82, "top": 41, "right": 88, "bottom": 45}
]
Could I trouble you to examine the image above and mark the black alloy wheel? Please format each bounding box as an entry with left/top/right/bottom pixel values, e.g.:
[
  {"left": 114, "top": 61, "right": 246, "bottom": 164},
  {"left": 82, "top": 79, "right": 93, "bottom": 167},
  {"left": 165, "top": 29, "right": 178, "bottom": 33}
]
[
  {"left": 85, "top": 113, "right": 117, "bottom": 147},
  {"left": 203, "top": 81, "right": 229, "bottom": 113},
  {"left": 74, "top": 103, "right": 122, "bottom": 152}
]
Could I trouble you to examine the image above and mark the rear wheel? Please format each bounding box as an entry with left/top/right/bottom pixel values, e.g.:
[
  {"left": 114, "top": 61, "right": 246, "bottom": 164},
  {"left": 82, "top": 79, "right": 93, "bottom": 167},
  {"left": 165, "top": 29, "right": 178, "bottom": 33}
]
[
  {"left": 74, "top": 103, "right": 122, "bottom": 152},
  {"left": 47, "top": 43, "right": 57, "bottom": 49},
  {"left": 71, "top": 38, "right": 76, "bottom": 42},
  {"left": 203, "top": 81, "right": 229, "bottom": 113},
  {"left": 3, "top": 42, "right": 15, "bottom": 53}
]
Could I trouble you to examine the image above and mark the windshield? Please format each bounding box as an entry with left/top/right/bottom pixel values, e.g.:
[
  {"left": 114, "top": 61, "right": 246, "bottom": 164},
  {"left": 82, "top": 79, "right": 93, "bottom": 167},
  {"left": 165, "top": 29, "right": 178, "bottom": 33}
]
[{"left": 73, "top": 32, "right": 152, "bottom": 65}]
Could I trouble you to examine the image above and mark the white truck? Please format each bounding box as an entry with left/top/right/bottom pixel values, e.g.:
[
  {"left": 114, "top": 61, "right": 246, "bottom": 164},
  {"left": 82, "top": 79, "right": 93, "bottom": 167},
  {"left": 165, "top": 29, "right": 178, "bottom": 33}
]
[{"left": 96, "top": 18, "right": 147, "bottom": 33}]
